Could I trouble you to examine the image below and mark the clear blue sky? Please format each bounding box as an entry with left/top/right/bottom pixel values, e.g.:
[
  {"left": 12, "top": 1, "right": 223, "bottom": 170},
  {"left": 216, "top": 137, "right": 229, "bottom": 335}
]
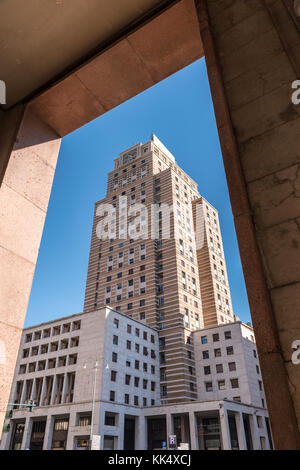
[{"left": 25, "top": 57, "right": 251, "bottom": 327}]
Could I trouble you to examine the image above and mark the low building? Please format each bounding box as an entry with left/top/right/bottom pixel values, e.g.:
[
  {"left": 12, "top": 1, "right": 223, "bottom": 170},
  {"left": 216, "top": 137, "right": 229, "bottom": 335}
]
[
  {"left": 0, "top": 310, "right": 273, "bottom": 450},
  {"left": 193, "top": 322, "right": 267, "bottom": 408},
  {"left": 0, "top": 307, "right": 160, "bottom": 450}
]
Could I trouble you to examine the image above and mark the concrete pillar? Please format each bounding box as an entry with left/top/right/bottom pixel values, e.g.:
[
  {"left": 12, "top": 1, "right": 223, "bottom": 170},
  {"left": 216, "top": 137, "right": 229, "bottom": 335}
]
[
  {"left": 66, "top": 412, "right": 77, "bottom": 450},
  {"left": 42, "top": 415, "right": 52, "bottom": 450},
  {"left": 195, "top": 0, "right": 300, "bottom": 449},
  {"left": 166, "top": 413, "right": 173, "bottom": 449},
  {"left": 235, "top": 412, "right": 247, "bottom": 450},
  {"left": 98, "top": 403, "right": 105, "bottom": 449},
  {"left": 219, "top": 408, "right": 231, "bottom": 450},
  {"left": 117, "top": 412, "right": 125, "bottom": 450},
  {"left": 0, "top": 107, "right": 61, "bottom": 431},
  {"left": 22, "top": 417, "right": 32, "bottom": 450},
  {"left": 61, "top": 373, "right": 68, "bottom": 403},
  {"left": 249, "top": 413, "right": 260, "bottom": 450},
  {"left": 189, "top": 411, "right": 198, "bottom": 450}
]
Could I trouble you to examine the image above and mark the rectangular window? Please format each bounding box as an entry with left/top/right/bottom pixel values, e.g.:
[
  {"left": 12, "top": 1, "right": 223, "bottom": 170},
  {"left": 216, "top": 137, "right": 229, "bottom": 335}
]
[
  {"left": 111, "top": 370, "right": 117, "bottom": 382},
  {"left": 205, "top": 382, "right": 213, "bottom": 392},
  {"left": 218, "top": 380, "right": 226, "bottom": 390},
  {"left": 230, "top": 378, "right": 239, "bottom": 389}
]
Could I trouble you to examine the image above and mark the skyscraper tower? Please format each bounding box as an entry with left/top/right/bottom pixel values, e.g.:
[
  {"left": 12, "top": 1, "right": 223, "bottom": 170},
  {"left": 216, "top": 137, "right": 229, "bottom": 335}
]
[{"left": 84, "top": 135, "right": 235, "bottom": 403}]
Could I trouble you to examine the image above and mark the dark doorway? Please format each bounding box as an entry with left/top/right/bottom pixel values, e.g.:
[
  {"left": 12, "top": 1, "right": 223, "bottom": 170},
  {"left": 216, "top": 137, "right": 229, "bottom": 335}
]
[
  {"left": 10, "top": 421, "right": 25, "bottom": 450},
  {"left": 29, "top": 420, "right": 46, "bottom": 450},
  {"left": 51, "top": 417, "right": 69, "bottom": 450},
  {"left": 123, "top": 417, "right": 136, "bottom": 450},
  {"left": 228, "top": 415, "right": 239, "bottom": 450},
  {"left": 243, "top": 414, "right": 253, "bottom": 450},
  {"left": 147, "top": 417, "right": 166, "bottom": 450}
]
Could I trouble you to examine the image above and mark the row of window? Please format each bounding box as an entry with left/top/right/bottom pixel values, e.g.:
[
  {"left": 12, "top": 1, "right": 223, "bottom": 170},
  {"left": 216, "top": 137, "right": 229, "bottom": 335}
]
[
  {"left": 109, "top": 390, "right": 155, "bottom": 407},
  {"left": 111, "top": 352, "right": 156, "bottom": 373},
  {"left": 202, "top": 346, "right": 235, "bottom": 359},
  {"left": 22, "top": 337, "right": 79, "bottom": 359},
  {"left": 112, "top": 335, "right": 156, "bottom": 358},
  {"left": 24, "top": 321, "right": 81, "bottom": 343},
  {"left": 19, "top": 354, "right": 77, "bottom": 374},
  {"left": 110, "top": 370, "right": 156, "bottom": 391},
  {"left": 201, "top": 331, "right": 232, "bottom": 344},
  {"left": 112, "top": 318, "right": 155, "bottom": 343},
  {"left": 204, "top": 378, "right": 240, "bottom": 390}
]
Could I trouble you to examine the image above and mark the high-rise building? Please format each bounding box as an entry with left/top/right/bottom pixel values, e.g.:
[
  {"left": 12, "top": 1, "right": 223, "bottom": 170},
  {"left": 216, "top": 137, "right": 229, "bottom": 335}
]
[
  {"left": 84, "top": 135, "right": 235, "bottom": 403},
  {"left": 0, "top": 137, "right": 273, "bottom": 451}
]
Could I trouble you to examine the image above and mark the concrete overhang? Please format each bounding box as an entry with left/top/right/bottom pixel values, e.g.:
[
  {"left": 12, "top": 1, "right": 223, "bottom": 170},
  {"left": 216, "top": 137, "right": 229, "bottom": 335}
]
[{"left": 0, "top": 0, "right": 203, "bottom": 136}]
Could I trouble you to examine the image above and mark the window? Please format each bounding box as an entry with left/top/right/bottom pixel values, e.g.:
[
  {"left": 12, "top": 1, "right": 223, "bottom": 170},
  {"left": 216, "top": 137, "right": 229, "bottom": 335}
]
[
  {"left": 105, "top": 413, "right": 116, "bottom": 426},
  {"left": 216, "top": 364, "right": 223, "bottom": 373},
  {"left": 201, "top": 336, "right": 208, "bottom": 344},
  {"left": 135, "top": 360, "right": 139, "bottom": 370},
  {"left": 230, "top": 378, "right": 239, "bottom": 389},
  {"left": 204, "top": 366, "right": 211, "bottom": 375},
  {"left": 113, "top": 335, "right": 118, "bottom": 345},
  {"left": 109, "top": 390, "right": 115, "bottom": 401},
  {"left": 111, "top": 370, "right": 117, "bottom": 382},
  {"left": 134, "top": 377, "right": 140, "bottom": 387},
  {"left": 78, "top": 414, "right": 92, "bottom": 426},
  {"left": 151, "top": 382, "right": 156, "bottom": 391},
  {"left": 127, "top": 340, "right": 131, "bottom": 350},
  {"left": 125, "top": 374, "right": 131, "bottom": 385},
  {"left": 257, "top": 416, "right": 263, "bottom": 428},
  {"left": 253, "top": 349, "right": 257, "bottom": 358},
  {"left": 134, "top": 396, "right": 139, "bottom": 406},
  {"left": 205, "top": 382, "right": 213, "bottom": 392},
  {"left": 233, "top": 396, "right": 241, "bottom": 402},
  {"left": 258, "top": 380, "right": 263, "bottom": 391},
  {"left": 113, "top": 319, "right": 119, "bottom": 329},
  {"left": 228, "top": 362, "right": 236, "bottom": 371},
  {"left": 213, "top": 333, "right": 219, "bottom": 342},
  {"left": 202, "top": 351, "right": 209, "bottom": 359},
  {"left": 124, "top": 394, "right": 130, "bottom": 404},
  {"left": 224, "top": 331, "right": 232, "bottom": 340},
  {"left": 226, "top": 346, "right": 234, "bottom": 355},
  {"left": 214, "top": 348, "right": 221, "bottom": 357},
  {"left": 218, "top": 380, "right": 226, "bottom": 390},
  {"left": 112, "top": 352, "right": 117, "bottom": 363}
]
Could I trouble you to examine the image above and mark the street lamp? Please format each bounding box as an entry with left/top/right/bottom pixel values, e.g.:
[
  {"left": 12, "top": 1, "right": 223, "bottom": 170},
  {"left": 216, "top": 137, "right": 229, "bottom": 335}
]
[
  {"left": 89, "top": 360, "right": 98, "bottom": 450},
  {"left": 83, "top": 360, "right": 98, "bottom": 450}
]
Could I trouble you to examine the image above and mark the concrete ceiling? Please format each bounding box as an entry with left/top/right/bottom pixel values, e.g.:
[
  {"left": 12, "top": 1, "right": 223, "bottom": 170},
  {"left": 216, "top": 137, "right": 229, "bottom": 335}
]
[{"left": 0, "top": 0, "right": 178, "bottom": 108}]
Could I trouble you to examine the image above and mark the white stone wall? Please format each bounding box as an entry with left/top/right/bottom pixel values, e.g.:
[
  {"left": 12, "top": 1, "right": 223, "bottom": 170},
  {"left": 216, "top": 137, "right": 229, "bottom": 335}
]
[{"left": 193, "top": 322, "right": 267, "bottom": 407}]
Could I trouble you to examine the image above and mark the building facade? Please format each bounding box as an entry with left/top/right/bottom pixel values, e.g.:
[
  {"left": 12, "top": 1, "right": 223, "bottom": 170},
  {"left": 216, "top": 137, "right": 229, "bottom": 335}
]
[
  {"left": 0, "top": 308, "right": 159, "bottom": 450},
  {"left": 84, "top": 135, "right": 235, "bottom": 404},
  {"left": 1, "top": 310, "right": 272, "bottom": 450},
  {"left": 0, "top": 137, "right": 273, "bottom": 450},
  {"left": 193, "top": 322, "right": 266, "bottom": 407}
]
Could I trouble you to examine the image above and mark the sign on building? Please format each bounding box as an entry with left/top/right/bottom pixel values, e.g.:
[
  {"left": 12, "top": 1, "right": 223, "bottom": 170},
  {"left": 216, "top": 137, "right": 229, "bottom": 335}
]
[
  {"left": 169, "top": 435, "right": 177, "bottom": 446},
  {"left": 91, "top": 435, "right": 101, "bottom": 450}
]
